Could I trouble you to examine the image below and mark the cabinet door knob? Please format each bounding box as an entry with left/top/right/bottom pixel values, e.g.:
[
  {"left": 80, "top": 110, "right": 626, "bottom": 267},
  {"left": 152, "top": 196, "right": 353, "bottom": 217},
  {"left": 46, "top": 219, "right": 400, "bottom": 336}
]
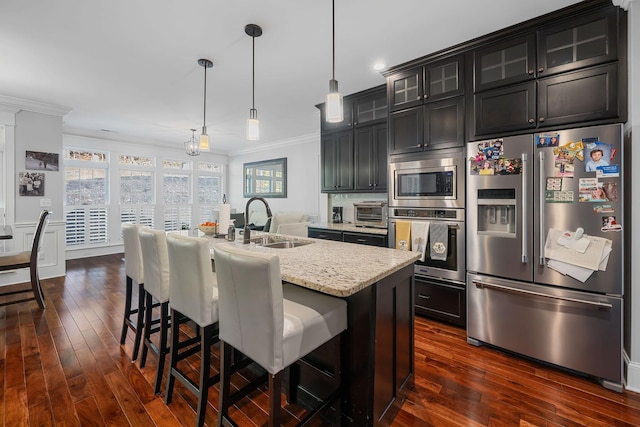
[
  {"left": 528, "top": 118, "right": 535, "bottom": 124},
  {"left": 528, "top": 69, "right": 535, "bottom": 75},
  {"left": 423, "top": 95, "right": 428, "bottom": 99},
  {"left": 538, "top": 67, "right": 544, "bottom": 73},
  {"left": 539, "top": 117, "right": 545, "bottom": 123}
]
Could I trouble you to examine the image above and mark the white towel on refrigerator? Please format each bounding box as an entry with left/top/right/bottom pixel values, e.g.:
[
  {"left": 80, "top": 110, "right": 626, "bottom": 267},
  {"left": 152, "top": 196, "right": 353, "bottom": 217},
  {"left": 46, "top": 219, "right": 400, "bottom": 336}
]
[{"left": 411, "top": 221, "right": 430, "bottom": 262}]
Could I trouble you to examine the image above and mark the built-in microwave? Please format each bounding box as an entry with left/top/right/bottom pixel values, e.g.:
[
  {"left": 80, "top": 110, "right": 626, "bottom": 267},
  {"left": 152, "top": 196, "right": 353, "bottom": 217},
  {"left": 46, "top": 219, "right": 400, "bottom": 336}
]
[{"left": 389, "top": 155, "right": 465, "bottom": 209}]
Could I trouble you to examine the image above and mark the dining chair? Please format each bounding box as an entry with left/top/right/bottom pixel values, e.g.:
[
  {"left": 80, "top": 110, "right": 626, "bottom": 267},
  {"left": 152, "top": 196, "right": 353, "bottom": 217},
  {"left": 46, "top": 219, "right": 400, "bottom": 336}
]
[
  {"left": 0, "top": 210, "right": 51, "bottom": 309},
  {"left": 120, "top": 223, "right": 145, "bottom": 361},
  {"left": 137, "top": 227, "right": 171, "bottom": 395},
  {"left": 165, "top": 233, "right": 219, "bottom": 427},
  {"left": 213, "top": 244, "right": 347, "bottom": 427}
]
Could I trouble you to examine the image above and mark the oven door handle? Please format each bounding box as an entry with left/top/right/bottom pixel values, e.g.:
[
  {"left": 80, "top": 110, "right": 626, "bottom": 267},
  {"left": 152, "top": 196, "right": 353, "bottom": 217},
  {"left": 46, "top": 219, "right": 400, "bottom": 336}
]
[
  {"left": 473, "top": 280, "right": 613, "bottom": 309},
  {"left": 390, "top": 220, "right": 460, "bottom": 230},
  {"left": 521, "top": 152, "right": 528, "bottom": 263}
]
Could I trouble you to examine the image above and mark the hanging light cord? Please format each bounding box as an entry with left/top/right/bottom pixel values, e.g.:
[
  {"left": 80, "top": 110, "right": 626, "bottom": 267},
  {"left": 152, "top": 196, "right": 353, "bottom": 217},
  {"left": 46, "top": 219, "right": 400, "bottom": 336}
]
[
  {"left": 203, "top": 64, "right": 207, "bottom": 129},
  {"left": 252, "top": 33, "right": 256, "bottom": 110},
  {"left": 332, "top": 0, "right": 336, "bottom": 81}
]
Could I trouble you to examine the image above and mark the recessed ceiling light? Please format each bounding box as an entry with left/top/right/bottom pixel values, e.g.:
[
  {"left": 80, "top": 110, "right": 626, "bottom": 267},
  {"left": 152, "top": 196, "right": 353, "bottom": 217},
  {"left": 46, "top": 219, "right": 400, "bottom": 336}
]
[{"left": 372, "top": 63, "right": 385, "bottom": 71}]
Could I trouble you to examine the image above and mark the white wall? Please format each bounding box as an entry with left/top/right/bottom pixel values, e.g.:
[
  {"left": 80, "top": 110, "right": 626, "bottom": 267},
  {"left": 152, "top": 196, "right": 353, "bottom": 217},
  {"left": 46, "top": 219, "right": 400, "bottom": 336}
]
[{"left": 227, "top": 134, "right": 326, "bottom": 223}]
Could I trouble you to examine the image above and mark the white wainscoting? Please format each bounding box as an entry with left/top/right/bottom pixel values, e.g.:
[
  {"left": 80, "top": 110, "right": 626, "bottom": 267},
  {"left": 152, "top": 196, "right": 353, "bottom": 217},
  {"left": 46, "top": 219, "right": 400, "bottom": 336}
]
[{"left": 0, "top": 220, "right": 66, "bottom": 287}]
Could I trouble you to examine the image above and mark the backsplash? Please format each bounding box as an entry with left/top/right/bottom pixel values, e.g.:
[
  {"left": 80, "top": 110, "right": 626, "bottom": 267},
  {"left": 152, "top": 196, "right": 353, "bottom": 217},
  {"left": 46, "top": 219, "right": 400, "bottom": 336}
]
[{"left": 329, "top": 193, "right": 387, "bottom": 225}]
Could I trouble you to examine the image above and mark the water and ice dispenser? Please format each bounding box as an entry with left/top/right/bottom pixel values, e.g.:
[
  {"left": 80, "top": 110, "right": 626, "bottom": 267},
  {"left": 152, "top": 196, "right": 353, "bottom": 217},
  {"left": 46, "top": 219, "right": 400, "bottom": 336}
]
[{"left": 476, "top": 189, "right": 516, "bottom": 237}]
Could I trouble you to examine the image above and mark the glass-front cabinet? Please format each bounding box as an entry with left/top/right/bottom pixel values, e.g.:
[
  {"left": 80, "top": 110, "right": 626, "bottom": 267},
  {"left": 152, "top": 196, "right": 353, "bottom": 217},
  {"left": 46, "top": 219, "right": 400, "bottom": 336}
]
[
  {"left": 473, "top": 34, "right": 536, "bottom": 92},
  {"left": 353, "top": 90, "right": 387, "bottom": 127},
  {"left": 537, "top": 8, "right": 618, "bottom": 77}
]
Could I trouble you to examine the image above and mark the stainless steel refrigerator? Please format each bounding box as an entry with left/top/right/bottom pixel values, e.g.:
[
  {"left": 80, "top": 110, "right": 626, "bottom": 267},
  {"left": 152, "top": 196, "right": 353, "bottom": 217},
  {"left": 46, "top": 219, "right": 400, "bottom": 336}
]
[{"left": 466, "top": 123, "right": 623, "bottom": 391}]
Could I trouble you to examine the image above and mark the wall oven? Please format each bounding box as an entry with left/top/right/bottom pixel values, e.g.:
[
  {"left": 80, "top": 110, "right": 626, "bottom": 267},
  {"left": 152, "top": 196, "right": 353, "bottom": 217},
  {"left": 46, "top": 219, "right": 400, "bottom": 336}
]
[
  {"left": 388, "top": 207, "right": 465, "bottom": 284},
  {"left": 389, "top": 155, "right": 465, "bottom": 209}
]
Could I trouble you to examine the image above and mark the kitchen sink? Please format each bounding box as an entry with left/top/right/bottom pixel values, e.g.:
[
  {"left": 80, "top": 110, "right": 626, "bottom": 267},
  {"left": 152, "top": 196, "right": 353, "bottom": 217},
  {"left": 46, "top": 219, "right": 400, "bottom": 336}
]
[
  {"left": 249, "top": 235, "right": 313, "bottom": 249},
  {"left": 262, "top": 241, "right": 312, "bottom": 249}
]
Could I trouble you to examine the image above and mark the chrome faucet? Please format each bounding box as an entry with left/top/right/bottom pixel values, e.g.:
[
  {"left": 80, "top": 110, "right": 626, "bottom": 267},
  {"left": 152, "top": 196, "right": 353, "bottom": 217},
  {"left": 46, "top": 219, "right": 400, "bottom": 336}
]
[{"left": 243, "top": 196, "right": 273, "bottom": 244}]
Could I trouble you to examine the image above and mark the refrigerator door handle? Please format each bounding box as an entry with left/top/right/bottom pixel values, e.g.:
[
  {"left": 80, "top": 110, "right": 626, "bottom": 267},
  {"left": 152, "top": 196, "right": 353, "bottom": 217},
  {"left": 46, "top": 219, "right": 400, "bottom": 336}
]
[
  {"left": 521, "top": 153, "right": 528, "bottom": 263},
  {"left": 539, "top": 150, "right": 546, "bottom": 265},
  {"left": 472, "top": 280, "right": 613, "bottom": 309}
]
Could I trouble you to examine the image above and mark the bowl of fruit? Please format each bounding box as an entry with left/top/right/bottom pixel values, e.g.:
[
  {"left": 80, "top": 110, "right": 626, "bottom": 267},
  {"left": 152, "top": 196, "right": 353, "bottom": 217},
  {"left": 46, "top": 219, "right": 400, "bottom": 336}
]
[{"left": 198, "top": 221, "right": 218, "bottom": 235}]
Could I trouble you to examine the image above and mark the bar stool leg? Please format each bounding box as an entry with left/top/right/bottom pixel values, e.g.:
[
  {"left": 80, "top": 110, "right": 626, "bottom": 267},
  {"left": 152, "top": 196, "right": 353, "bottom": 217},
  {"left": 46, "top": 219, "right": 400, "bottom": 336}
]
[
  {"left": 154, "top": 302, "right": 170, "bottom": 395},
  {"left": 132, "top": 283, "right": 145, "bottom": 361}
]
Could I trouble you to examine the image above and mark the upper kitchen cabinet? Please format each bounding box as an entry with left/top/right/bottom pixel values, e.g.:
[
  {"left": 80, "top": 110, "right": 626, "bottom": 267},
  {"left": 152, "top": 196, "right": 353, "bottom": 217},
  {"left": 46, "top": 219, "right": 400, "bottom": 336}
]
[
  {"left": 355, "top": 123, "right": 388, "bottom": 192},
  {"left": 352, "top": 89, "right": 388, "bottom": 127},
  {"left": 473, "top": 34, "right": 536, "bottom": 93},
  {"left": 321, "top": 131, "right": 353, "bottom": 192},
  {"left": 537, "top": 8, "right": 618, "bottom": 78},
  {"left": 386, "top": 54, "right": 466, "bottom": 155},
  {"left": 388, "top": 55, "right": 464, "bottom": 112},
  {"left": 470, "top": 2, "right": 625, "bottom": 139}
]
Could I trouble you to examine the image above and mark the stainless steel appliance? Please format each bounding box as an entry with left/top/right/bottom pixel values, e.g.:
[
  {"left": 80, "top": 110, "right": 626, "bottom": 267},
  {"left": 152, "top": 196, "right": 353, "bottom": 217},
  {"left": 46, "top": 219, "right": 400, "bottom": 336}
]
[
  {"left": 353, "top": 201, "right": 388, "bottom": 228},
  {"left": 466, "top": 124, "right": 624, "bottom": 391},
  {"left": 332, "top": 206, "right": 343, "bottom": 224},
  {"left": 389, "top": 208, "right": 465, "bottom": 284},
  {"left": 389, "top": 153, "right": 465, "bottom": 209}
]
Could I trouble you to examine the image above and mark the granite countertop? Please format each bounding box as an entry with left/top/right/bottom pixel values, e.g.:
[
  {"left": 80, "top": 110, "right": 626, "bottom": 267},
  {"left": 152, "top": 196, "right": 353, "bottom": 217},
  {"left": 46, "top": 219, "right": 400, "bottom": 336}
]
[
  {"left": 309, "top": 222, "right": 388, "bottom": 236},
  {"left": 194, "top": 231, "right": 418, "bottom": 298}
]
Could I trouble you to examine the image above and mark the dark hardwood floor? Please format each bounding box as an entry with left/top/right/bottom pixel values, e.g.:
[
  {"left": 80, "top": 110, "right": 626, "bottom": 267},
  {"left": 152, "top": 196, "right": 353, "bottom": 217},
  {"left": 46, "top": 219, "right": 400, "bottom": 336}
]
[{"left": 1, "top": 254, "right": 639, "bottom": 426}]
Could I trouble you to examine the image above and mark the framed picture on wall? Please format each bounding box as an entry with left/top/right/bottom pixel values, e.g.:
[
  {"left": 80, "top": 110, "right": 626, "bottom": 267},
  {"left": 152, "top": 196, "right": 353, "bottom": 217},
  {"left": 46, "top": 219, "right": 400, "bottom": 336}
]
[
  {"left": 25, "top": 151, "right": 59, "bottom": 171},
  {"left": 18, "top": 172, "right": 45, "bottom": 196}
]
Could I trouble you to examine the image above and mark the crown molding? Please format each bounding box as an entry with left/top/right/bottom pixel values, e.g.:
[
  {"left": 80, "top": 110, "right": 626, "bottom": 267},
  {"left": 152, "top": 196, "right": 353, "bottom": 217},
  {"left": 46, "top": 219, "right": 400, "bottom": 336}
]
[
  {"left": 612, "top": 0, "right": 635, "bottom": 10},
  {"left": 228, "top": 132, "right": 320, "bottom": 157},
  {"left": 0, "top": 94, "right": 71, "bottom": 117}
]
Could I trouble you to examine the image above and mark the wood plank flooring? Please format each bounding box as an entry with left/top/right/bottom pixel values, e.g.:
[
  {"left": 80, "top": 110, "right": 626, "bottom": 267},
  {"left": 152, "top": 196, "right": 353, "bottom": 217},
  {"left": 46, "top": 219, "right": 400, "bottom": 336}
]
[{"left": 1, "top": 253, "right": 639, "bottom": 426}]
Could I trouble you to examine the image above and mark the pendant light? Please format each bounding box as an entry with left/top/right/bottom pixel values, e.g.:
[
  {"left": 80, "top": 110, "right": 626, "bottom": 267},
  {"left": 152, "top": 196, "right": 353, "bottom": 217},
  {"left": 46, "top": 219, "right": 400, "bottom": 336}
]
[
  {"left": 198, "top": 58, "right": 213, "bottom": 151},
  {"left": 245, "top": 24, "right": 262, "bottom": 141},
  {"left": 326, "top": 0, "right": 343, "bottom": 123},
  {"left": 185, "top": 128, "right": 200, "bottom": 156}
]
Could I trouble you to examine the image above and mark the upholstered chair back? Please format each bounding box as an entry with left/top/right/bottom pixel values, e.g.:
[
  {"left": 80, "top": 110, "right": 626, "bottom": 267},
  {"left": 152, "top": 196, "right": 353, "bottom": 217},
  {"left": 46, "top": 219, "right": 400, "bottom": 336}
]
[
  {"left": 166, "top": 233, "right": 218, "bottom": 327},
  {"left": 138, "top": 228, "right": 170, "bottom": 303},
  {"left": 122, "top": 223, "right": 144, "bottom": 284},
  {"left": 214, "top": 244, "right": 285, "bottom": 374}
]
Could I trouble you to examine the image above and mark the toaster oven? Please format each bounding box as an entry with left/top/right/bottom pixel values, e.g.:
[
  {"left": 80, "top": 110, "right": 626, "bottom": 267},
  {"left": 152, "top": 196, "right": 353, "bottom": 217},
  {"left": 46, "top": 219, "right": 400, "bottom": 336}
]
[{"left": 353, "top": 201, "right": 388, "bottom": 228}]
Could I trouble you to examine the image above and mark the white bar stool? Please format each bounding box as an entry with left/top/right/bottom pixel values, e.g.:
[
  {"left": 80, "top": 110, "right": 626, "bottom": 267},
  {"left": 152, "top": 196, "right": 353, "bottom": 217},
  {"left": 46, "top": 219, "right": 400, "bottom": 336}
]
[
  {"left": 214, "top": 244, "right": 347, "bottom": 427},
  {"left": 165, "top": 233, "right": 219, "bottom": 427},
  {"left": 137, "top": 227, "right": 171, "bottom": 395},
  {"left": 120, "top": 223, "right": 145, "bottom": 361}
]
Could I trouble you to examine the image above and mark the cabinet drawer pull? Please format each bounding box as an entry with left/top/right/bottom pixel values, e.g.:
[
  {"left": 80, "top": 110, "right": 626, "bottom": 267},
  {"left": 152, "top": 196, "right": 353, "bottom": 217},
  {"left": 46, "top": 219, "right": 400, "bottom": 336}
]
[
  {"left": 356, "top": 239, "right": 367, "bottom": 243},
  {"left": 418, "top": 294, "right": 431, "bottom": 300},
  {"left": 539, "top": 117, "right": 545, "bottom": 123},
  {"left": 528, "top": 118, "right": 535, "bottom": 124}
]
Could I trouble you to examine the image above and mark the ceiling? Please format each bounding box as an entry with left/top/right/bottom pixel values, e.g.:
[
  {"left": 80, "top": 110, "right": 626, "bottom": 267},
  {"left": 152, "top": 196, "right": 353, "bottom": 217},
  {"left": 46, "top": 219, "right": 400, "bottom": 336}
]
[{"left": 0, "top": 0, "right": 583, "bottom": 155}]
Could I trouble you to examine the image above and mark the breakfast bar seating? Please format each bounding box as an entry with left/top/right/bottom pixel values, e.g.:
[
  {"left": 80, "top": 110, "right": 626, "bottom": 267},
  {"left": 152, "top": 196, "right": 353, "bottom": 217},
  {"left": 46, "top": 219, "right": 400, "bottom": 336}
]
[
  {"left": 120, "top": 223, "right": 146, "bottom": 360},
  {"left": 214, "top": 244, "right": 347, "bottom": 427}
]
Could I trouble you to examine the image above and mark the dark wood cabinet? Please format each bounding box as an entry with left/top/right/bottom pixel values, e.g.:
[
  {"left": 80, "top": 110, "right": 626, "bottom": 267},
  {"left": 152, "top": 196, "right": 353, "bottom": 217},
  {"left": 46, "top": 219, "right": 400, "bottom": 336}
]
[
  {"left": 319, "top": 85, "right": 387, "bottom": 194},
  {"left": 355, "top": 124, "right": 388, "bottom": 192},
  {"left": 342, "top": 231, "right": 387, "bottom": 247},
  {"left": 308, "top": 227, "right": 343, "bottom": 241},
  {"left": 309, "top": 227, "right": 388, "bottom": 247},
  {"left": 415, "top": 277, "right": 465, "bottom": 327},
  {"left": 537, "top": 63, "right": 619, "bottom": 128},
  {"left": 389, "top": 96, "right": 465, "bottom": 155},
  {"left": 321, "top": 131, "right": 353, "bottom": 192},
  {"left": 474, "top": 81, "right": 537, "bottom": 135},
  {"left": 470, "top": 4, "right": 624, "bottom": 138},
  {"left": 473, "top": 34, "right": 536, "bottom": 93},
  {"left": 537, "top": 8, "right": 618, "bottom": 78},
  {"left": 387, "top": 54, "right": 465, "bottom": 155}
]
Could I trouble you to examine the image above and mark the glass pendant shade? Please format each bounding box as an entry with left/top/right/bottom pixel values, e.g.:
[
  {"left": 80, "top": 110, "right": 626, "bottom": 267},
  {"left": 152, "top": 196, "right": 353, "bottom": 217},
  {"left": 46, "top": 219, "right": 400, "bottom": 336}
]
[
  {"left": 185, "top": 129, "right": 200, "bottom": 156},
  {"left": 199, "top": 127, "right": 209, "bottom": 151},
  {"left": 246, "top": 109, "right": 259, "bottom": 140},
  {"left": 326, "top": 80, "right": 344, "bottom": 123}
]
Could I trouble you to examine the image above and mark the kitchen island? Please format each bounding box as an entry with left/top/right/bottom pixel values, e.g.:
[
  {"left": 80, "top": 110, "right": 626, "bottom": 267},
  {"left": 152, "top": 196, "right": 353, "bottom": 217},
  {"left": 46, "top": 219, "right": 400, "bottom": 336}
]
[{"left": 202, "top": 231, "right": 419, "bottom": 426}]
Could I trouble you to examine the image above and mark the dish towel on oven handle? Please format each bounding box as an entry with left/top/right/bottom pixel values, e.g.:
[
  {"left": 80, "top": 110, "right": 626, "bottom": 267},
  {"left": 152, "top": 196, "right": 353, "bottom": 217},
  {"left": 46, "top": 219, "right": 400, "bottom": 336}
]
[
  {"left": 429, "top": 222, "right": 449, "bottom": 261},
  {"left": 395, "top": 220, "right": 411, "bottom": 251},
  {"left": 411, "top": 221, "right": 430, "bottom": 262}
]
